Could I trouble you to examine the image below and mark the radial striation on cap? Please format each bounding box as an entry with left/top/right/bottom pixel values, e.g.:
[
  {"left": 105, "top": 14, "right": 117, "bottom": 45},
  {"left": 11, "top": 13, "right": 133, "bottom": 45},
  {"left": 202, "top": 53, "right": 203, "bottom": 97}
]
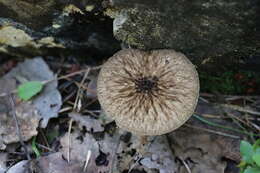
[{"left": 97, "top": 49, "right": 200, "bottom": 136}]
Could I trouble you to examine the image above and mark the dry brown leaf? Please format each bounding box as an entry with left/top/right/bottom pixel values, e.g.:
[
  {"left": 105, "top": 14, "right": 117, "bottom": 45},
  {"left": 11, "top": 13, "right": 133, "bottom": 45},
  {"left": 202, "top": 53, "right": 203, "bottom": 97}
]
[
  {"left": 0, "top": 152, "right": 7, "bottom": 172},
  {"left": 60, "top": 128, "right": 118, "bottom": 173},
  {"left": 36, "top": 152, "right": 82, "bottom": 173},
  {"left": 5, "top": 57, "right": 62, "bottom": 128},
  {"left": 69, "top": 113, "right": 104, "bottom": 132},
  {"left": 0, "top": 78, "right": 40, "bottom": 150},
  {"left": 168, "top": 125, "right": 240, "bottom": 173}
]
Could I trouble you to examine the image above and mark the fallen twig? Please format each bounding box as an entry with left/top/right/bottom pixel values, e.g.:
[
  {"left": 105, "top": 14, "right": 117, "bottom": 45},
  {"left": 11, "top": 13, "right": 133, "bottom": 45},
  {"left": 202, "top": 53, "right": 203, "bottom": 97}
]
[
  {"left": 127, "top": 154, "right": 142, "bottom": 173},
  {"left": 199, "top": 96, "right": 210, "bottom": 103},
  {"left": 67, "top": 119, "right": 73, "bottom": 163},
  {"left": 83, "top": 150, "right": 91, "bottom": 172},
  {"left": 59, "top": 106, "right": 73, "bottom": 113},
  {"left": 181, "top": 159, "right": 192, "bottom": 173},
  {"left": 220, "top": 103, "right": 260, "bottom": 116},
  {"left": 8, "top": 95, "right": 31, "bottom": 160},
  {"left": 193, "top": 114, "right": 260, "bottom": 137},
  {"left": 0, "top": 67, "right": 100, "bottom": 98},
  {"left": 185, "top": 124, "right": 240, "bottom": 139},
  {"left": 73, "top": 68, "right": 90, "bottom": 112}
]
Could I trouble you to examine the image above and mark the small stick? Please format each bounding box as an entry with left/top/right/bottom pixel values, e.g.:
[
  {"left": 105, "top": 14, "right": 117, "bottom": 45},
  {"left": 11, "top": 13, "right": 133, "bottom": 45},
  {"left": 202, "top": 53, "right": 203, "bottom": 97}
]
[
  {"left": 225, "top": 113, "right": 251, "bottom": 130},
  {"left": 200, "top": 93, "right": 260, "bottom": 99},
  {"left": 0, "top": 90, "right": 16, "bottom": 97},
  {"left": 39, "top": 129, "right": 50, "bottom": 149},
  {"left": 67, "top": 119, "right": 73, "bottom": 163},
  {"left": 36, "top": 143, "right": 53, "bottom": 152},
  {"left": 8, "top": 95, "right": 31, "bottom": 160},
  {"left": 74, "top": 81, "right": 97, "bottom": 95},
  {"left": 220, "top": 104, "right": 260, "bottom": 116},
  {"left": 82, "top": 110, "right": 98, "bottom": 117},
  {"left": 127, "top": 154, "right": 142, "bottom": 173},
  {"left": 83, "top": 150, "right": 91, "bottom": 172},
  {"left": 84, "top": 98, "right": 98, "bottom": 108},
  {"left": 56, "top": 65, "right": 101, "bottom": 81},
  {"left": 199, "top": 96, "right": 209, "bottom": 103},
  {"left": 0, "top": 66, "right": 101, "bottom": 98},
  {"left": 73, "top": 68, "right": 90, "bottom": 111},
  {"left": 251, "top": 123, "right": 260, "bottom": 131},
  {"left": 181, "top": 159, "right": 192, "bottom": 173},
  {"left": 59, "top": 106, "right": 73, "bottom": 113},
  {"left": 185, "top": 124, "right": 240, "bottom": 139}
]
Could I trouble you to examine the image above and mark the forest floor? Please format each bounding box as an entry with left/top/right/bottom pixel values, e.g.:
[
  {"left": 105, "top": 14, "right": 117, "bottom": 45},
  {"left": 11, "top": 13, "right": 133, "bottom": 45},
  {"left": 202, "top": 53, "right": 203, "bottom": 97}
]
[{"left": 0, "top": 55, "right": 259, "bottom": 173}]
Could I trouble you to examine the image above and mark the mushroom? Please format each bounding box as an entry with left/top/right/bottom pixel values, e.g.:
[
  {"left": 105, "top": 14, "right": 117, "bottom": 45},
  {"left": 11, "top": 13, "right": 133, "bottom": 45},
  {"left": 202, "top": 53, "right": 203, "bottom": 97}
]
[{"left": 97, "top": 49, "right": 199, "bottom": 136}]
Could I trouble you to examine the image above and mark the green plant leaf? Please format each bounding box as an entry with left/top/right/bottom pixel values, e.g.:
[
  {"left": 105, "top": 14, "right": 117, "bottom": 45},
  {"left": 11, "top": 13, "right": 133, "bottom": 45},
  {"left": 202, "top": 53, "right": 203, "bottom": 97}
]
[
  {"left": 32, "top": 136, "right": 41, "bottom": 158},
  {"left": 240, "top": 140, "right": 254, "bottom": 164},
  {"left": 253, "top": 139, "right": 260, "bottom": 151},
  {"left": 244, "top": 167, "right": 260, "bottom": 173},
  {"left": 18, "top": 81, "right": 43, "bottom": 101},
  {"left": 252, "top": 149, "right": 260, "bottom": 167},
  {"left": 238, "top": 160, "right": 247, "bottom": 168}
]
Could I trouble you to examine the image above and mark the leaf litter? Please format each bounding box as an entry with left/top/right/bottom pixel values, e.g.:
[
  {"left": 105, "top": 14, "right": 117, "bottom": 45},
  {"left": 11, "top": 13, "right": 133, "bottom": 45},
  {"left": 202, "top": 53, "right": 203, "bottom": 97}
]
[
  {"left": 4, "top": 57, "right": 62, "bottom": 128},
  {"left": 0, "top": 78, "right": 40, "bottom": 150},
  {"left": 0, "top": 56, "right": 259, "bottom": 173}
]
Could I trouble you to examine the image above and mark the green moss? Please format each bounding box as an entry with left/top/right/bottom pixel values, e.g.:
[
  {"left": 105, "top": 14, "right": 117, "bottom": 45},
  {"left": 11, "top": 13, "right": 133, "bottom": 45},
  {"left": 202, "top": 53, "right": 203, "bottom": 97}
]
[{"left": 199, "top": 70, "right": 260, "bottom": 95}]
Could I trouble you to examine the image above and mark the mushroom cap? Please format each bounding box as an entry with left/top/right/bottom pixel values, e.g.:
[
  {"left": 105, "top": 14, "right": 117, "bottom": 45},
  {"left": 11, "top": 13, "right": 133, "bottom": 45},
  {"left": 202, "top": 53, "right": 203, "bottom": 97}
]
[{"left": 97, "top": 49, "right": 199, "bottom": 136}]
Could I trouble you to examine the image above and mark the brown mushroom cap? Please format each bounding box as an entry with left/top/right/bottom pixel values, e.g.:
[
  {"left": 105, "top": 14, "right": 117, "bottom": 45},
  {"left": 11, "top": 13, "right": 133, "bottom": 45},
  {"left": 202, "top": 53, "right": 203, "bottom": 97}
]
[{"left": 97, "top": 49, "right": 199, "bottom": 136}]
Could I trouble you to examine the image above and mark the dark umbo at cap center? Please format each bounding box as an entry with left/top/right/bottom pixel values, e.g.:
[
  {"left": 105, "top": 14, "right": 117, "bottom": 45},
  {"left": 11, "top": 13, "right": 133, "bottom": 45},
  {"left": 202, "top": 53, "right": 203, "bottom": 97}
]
[{"left": 134, "top": 76, "right": 159, "bottom": 94}]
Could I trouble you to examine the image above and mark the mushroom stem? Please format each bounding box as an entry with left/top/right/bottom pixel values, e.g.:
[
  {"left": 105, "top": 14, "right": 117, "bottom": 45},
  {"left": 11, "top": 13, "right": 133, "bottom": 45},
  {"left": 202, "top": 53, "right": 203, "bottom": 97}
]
[{"left": 135, "top": 136, "right": 151, "bottom": 156}]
